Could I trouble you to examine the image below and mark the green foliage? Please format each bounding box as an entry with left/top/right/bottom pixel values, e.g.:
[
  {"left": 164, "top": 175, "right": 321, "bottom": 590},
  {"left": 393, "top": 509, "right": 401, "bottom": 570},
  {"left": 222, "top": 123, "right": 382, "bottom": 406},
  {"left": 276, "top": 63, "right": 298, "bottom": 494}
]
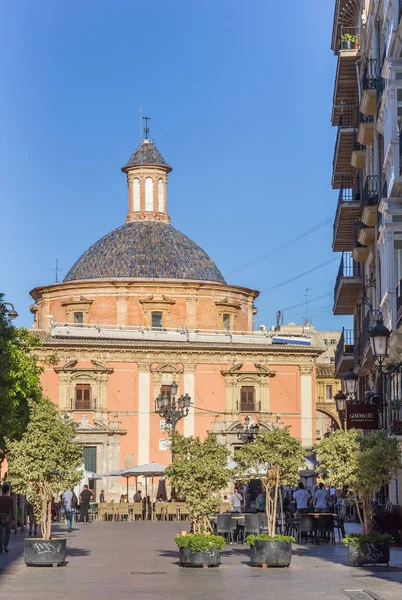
[
  {"left": 235, "top": 427, "right": 306, "bottom": 536},
  {"left": 0, "top": 296, "right": 44, "bottom": 458},
  {"left": 165, "top": 433, "right": 231, "bottom": 533},
  {"left": 174, "top": 533, "right": 226, "bottom": 552},
  {"left": 7, "top": 398, "right": 83, "bottom": 539},
  {"left": 246, "top": 534, "right": 295, "bottom": 546},
  {"left": 342, "top": 533, "right": 392, "bottom": 549},
  {"left": 314, "top": 429, "right": 401, "bottom": 534},
  {"left": 341, "top": 33, "right": 359, "bottom": 44}
]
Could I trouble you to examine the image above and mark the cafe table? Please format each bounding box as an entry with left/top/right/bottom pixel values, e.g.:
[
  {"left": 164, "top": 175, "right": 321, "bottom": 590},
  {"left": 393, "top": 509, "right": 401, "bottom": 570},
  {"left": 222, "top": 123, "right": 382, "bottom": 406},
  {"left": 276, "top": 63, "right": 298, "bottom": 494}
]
[{"left": 295, "top": 513, "right": 337, "bottom": 545}]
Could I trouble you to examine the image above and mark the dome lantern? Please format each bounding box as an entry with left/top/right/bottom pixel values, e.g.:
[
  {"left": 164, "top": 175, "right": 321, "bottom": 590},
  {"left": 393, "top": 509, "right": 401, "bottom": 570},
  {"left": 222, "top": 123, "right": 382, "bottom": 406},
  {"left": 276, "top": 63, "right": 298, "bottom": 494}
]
[{"left": 122, "top": 119, "right": 172, "bottom": 225}]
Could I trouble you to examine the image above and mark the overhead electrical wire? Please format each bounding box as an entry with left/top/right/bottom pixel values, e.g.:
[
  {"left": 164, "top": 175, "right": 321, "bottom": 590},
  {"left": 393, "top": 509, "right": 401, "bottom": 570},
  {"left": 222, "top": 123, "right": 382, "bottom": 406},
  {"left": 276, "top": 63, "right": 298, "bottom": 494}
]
[
  {"left": 228, "top": 216, "right": 333, "bottom": 275},
  {"left": 265, "top": 257, "right": 339, "bottom": 291}
]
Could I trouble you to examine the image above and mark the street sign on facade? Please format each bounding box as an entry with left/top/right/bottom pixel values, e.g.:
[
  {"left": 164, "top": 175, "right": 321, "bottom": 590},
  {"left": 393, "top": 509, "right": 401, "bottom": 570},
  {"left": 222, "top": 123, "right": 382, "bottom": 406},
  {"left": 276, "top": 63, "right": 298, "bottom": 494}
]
[{"left": 346, "top": 404, "right": 379, "bottom": 430}]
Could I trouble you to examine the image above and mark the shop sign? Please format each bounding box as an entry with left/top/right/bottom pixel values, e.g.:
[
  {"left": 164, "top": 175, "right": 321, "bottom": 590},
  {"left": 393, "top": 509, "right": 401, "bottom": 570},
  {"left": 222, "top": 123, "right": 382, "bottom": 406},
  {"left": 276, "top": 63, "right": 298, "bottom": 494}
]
[{"left": 346, "top": 404, "right": 379, "bottom": 430}]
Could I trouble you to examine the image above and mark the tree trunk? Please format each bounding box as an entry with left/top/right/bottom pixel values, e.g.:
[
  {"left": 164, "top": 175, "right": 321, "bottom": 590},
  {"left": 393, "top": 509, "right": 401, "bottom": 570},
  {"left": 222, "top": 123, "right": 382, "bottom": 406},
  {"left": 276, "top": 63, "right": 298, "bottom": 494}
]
[
  {"left": 362, "top": 495, "right": 373, "bottom": 535},
  {"left": 41, "top": 490, "right": 52, "bottom": 540},
  {"left": 265, "top": 485, "right": 275, "bottom": 537},
  {"left": 354, "top": 493, "right": 364, "bottom": 530}
]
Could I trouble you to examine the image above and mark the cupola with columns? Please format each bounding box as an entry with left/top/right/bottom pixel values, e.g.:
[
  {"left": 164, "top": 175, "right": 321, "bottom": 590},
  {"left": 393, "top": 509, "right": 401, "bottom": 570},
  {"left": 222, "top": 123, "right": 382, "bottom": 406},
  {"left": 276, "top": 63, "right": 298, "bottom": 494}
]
[{"left": 121, "top": 117, "right": 172, "bottom": 224}]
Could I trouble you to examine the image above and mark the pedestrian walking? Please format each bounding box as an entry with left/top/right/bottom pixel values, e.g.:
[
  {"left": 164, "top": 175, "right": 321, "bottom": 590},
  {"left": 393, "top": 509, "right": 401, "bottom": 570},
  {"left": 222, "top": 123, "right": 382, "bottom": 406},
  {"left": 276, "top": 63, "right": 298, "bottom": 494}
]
[
  {"left": 99, "top": 490, "right": 105, "bottom": 503},
  {"left": 231, "top": 488, "right": 242, "bottom": 513},
  {"left": 0, "top": 484, "right": 15, "bottom": 553},
  {"left": 293, "top": 482, "right": 310, "bottom": 514},
  {"left": 133, "top": 489, "right": 142, "bottom": 503},
  {"left": 79, "top": 485, "right": 93, "bottom": 523},
  {"left": 314, "top": 482, "right": 328, "bottom": 513},
  {"left": 61, "top": 488, "right": 77, "bottom": 532}
]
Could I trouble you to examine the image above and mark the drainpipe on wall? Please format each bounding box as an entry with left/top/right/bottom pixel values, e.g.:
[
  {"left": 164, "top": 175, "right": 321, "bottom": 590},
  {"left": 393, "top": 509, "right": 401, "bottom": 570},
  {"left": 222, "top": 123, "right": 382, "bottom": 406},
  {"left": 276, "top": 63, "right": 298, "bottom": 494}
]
[
  {"left": 355, "top": 59, "right": 362, "bottom": 103},
  {"left": 375, "top": 18, "right": 382, "bottom": 312}
]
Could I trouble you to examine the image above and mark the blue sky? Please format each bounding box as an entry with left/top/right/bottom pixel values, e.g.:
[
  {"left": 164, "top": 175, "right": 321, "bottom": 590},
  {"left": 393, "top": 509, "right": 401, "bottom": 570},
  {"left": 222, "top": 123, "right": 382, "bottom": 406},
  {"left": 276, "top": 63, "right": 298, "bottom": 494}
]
[{"left": 0, "top": 0, "right": 349, "bottom": 332}]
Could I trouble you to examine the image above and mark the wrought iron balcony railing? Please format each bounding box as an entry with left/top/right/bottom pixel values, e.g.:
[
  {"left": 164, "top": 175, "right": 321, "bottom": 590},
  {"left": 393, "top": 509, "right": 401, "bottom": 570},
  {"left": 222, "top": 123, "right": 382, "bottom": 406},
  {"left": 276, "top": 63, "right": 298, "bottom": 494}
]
[
  {"left": 335, "top": 252, "right": 362, "bottom": 293},
  {"left": 335, "top": 327, "right": 354, "bottom": 368},
  {"left": 72, "top": 399, "right": 96, "bottom": 411},
  {"left": 362, "top": 59, "right": 379, "bottom": 90},
  {"left": 362, "top": 175, "right": 379, "bottom": 207},
  {"left": 338, "top": 103, "right": 359, "bottom": 127},
  {"left": 354, "top": 311, "right": 372, "bottom": 368}
]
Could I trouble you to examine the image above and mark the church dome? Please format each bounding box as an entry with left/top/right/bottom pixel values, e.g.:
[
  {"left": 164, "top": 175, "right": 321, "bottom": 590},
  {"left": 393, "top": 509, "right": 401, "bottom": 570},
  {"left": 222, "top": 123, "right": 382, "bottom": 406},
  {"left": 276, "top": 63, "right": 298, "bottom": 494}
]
[{"left": 63, "top": 221, "right": 226, "bottom": 284}]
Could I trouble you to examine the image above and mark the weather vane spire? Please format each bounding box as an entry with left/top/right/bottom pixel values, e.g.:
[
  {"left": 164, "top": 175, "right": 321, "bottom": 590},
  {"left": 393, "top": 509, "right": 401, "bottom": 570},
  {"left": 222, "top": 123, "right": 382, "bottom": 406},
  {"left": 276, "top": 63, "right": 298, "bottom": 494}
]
[{"left": 142, "top": 115, "right": 151, "bottom": 139}]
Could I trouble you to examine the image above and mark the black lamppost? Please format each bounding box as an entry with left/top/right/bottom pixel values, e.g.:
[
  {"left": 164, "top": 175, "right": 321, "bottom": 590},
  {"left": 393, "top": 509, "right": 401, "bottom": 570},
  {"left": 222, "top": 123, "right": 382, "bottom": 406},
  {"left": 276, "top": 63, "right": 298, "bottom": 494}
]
[
  {"left": 236, "top": 415, "right": 259, "bottom": 444},
  {"left": 155, "top": 381, "right": 191, "bottom": 434},
  {"left": 155, "top": 381, "right": 191, "bottom": 500},
  {"left": 343, "top": 368, "right": 358, "bottom": 400},
  {"left": 334, "top": 390, "right": 347, "bottom": 429},
  {"left": 369, "top": 316, "right": 392, "bottom": 429},
  {"left": 0, "top": 302, "right": 19, "bottom": 320}
]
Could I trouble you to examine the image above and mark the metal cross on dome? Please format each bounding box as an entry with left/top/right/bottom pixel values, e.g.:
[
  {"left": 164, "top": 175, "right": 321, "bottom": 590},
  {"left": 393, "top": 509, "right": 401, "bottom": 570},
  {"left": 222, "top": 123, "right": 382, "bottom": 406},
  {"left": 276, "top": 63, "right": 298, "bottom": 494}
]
[{"left": 142, "top": 115, "right": 151, "bottom": 139}]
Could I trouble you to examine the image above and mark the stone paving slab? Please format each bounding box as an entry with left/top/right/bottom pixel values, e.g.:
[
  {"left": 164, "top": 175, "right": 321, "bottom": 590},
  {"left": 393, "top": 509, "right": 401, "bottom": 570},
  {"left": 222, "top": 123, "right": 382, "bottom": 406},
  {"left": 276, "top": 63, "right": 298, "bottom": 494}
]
[{"left": 0, "top": 522, "right": 401, "bottom": 600}]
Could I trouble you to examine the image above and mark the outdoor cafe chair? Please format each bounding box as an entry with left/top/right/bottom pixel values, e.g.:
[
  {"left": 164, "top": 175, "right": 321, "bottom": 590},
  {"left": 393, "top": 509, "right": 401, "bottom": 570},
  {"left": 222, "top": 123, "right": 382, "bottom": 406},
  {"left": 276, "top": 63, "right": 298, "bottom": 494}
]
[
  {"left": 131, "top": 502, "right": 143, "bottom": 521},
  {"left": 297, "top": 514, "right": 317, "bottom": 544},
  {"left": 244, "top": 514, "right": 260, "bottom": 541},
  {"left": 167, "top": 502, "right": 178, "bottom": 521},
  {"left": 178, "top": 502, "right": 189, "bottom": 520},
  {"left": 316, "top": 515, "right": 335, "bottom": 545},
  {"left": 219, "top": 502, "right": 231, "bottom": 513},
  {"left": 334, "top": 506, "right": 346, "bottom": 540},
  {"left": 154, "top": 502, "right": 167, "bottom": 521},
  {"left": 114, "top": 504, "right": 129, "bottom": 521},
  {"left": 258, "top": 513, "right": 268, "bottom": 533},
  {"left": 216, "top": 514, "right": 235, "bottom": 545}
]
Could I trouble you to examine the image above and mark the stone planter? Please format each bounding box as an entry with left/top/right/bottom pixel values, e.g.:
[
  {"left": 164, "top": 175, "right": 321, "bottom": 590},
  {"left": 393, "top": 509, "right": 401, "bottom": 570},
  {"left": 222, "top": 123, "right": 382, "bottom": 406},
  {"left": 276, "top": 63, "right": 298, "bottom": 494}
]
[
  {"left": 249, "top": 540, "right": 292, "bottom": 567},
  {"left": 179, "top": 547, "right": 221, "bottom": 567},
  {"left": 348, "top": 541, "right": 390, "bottom": 566},
  {"left": 24, "top": 538, "right": 67, "bottom": 567}
]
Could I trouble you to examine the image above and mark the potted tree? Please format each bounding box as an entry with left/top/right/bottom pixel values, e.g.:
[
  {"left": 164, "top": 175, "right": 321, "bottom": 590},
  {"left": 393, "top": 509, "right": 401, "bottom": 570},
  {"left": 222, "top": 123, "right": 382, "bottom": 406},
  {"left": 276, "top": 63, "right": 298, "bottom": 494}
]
[
  {"left": 341, "top": 33, "right": 359, "bottom": 50},
  {"left": 165, "top": 432, "right": 231, "bottom": 567},
  {"left": 7, "top": 397, "right": 83, "bottom": 566},
  {"left": 235, "top": 427, "right": 305, "bottom": 567},
  {"left": 314, "top": 429, "right": 401, "bottom": 566}
]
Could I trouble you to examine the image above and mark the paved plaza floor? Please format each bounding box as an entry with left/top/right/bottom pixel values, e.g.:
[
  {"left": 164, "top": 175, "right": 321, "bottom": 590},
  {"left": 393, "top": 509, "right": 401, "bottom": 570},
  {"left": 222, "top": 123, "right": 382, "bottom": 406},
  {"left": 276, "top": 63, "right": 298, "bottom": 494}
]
[{"left": 0, "top": 521, "right": 402, "bottom": 600}]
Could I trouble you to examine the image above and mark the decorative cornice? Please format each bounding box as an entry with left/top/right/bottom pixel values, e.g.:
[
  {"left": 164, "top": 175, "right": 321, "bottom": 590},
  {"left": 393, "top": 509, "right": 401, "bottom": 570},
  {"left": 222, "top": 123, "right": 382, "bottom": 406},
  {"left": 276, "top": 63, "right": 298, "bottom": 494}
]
[
  {"left": 54, "top": 358, "right": 113, "bottom": 374},
  {"left": 139, "top": 295, "right": 175, "bottom": 305}
]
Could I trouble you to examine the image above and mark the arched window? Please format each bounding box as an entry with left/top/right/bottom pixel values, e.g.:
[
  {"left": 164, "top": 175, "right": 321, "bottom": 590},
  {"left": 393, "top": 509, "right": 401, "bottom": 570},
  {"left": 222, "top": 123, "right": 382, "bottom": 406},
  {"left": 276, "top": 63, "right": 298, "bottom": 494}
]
[
  {"left": 133, "top": 178, "right": 140, "bottom": 212},
  {"left": 158, "top": 179, "right": 164, "bottom": 212},
  {"left": 145, "top": 177, "right": 153, "bottom": 211}
]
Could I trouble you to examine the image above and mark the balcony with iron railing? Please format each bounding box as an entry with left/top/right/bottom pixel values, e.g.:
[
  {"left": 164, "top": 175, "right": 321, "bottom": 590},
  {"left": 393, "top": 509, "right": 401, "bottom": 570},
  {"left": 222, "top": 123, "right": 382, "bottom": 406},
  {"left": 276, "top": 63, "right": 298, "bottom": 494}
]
[
  {"left": 352, "top": 221, "right": 369, "bottom": 263},
  {"left": 396, "top": 277, "right": 402, "bottom": 329},
  {"left": 360, "top": 59, "right": 379, "bottom": 117},
  {"left": 333, "top": 105, "right": 370, "bottom": 188},
  {"left": 334, "top": 327, "right": 355, "bottom": 377},
  {"left": 333, "top": 176, "right": 361, "bottom": 251},
  {"left": 360, "top": 175, "right": 379, "bottom": 230},
  {"left": 71, "top": 398, "right": 96, "bottom": 411},
  {"left": 332, "top": 23, "right": 359, "bottom": 124},
  {"left": 357, "top": 111, "right": 374, "bottom": 147},
  {"left": 354, "top": 311, "right": 373, "bottom": 371},
  {"left": 334, "top": 252, "right": 362, "bottom": 315}
]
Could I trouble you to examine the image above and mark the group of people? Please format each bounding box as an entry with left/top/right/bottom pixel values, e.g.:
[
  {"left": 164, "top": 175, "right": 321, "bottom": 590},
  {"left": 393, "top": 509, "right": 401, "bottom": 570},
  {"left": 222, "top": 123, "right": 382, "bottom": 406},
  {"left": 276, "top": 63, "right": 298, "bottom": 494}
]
[
  {"left": 61, "top": 485, "right": 93, "bottom": 532},
  {"left": 286, "top": 482, "right": 345, "bottom": 514}
]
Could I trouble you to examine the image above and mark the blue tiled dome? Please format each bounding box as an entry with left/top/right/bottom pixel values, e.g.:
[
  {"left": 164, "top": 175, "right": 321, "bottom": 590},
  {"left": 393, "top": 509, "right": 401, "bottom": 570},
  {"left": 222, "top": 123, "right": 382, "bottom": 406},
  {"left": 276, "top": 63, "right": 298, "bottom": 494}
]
[{"left": 63, "top": 222, "right": 226, "bottom": 283}]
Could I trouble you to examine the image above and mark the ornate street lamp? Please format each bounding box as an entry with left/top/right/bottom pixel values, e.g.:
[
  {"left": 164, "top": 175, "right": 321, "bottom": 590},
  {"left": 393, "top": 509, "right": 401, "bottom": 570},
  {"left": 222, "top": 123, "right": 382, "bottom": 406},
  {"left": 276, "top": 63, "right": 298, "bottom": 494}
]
[
  {"left": 369, "top": 317, "right": 391, "bottom": 364},
  {"left": 0, "top": 301, "right": 18, "bottom": 320},
  {"left": 155, "top": 381, "right": 191, "bottom": 500},
  {"left": 155, "top": 381, "right": 191, "bottom": 430},
  {"left": 343, "top": 369, "right": 358, "bottom": 400},
  {"left": 334, "top": 390, "right": 347, "bottom": 429},
  {"left": 236, "top": 415, "right": 259, "bottom": 444}
]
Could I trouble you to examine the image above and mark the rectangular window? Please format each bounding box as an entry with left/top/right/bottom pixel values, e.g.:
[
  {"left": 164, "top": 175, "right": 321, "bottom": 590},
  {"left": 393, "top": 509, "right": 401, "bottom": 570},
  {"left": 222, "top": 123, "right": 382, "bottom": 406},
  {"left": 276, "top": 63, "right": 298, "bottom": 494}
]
[
  {"left": 325, "top": 385, "right": 333, "bottom": 400},
  {"left": 160, "top": 384, "right": 171, "bottom": 400},
  {"left": 330, "top": 357, "right": 335, "bottom": 364},
  {"left": 151, "top": 311, "right": 163, "bottom": 329},
  {"left": 75, "top": 384, "right": 91, "bottom": 410},
  {"left": 324, "top": 339, "right": 328, "bottom": 346},
  {"left": 394, "top": 233, "right": 402, "bottom": 286},
  {"left": 223, "top": 314, "right": 231, "bottom": 331},
  {"left": 240, "top": 386, "right": 255, "bottom": 412},
  {"left": 74, "top": 312, "right": 83, "bottom": 327},
  {"left": 398, "top": 89, "right": 402, "bottom": 121},
  {"left": 330, "top": 339, "right": 336, "bottom": 345}
]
